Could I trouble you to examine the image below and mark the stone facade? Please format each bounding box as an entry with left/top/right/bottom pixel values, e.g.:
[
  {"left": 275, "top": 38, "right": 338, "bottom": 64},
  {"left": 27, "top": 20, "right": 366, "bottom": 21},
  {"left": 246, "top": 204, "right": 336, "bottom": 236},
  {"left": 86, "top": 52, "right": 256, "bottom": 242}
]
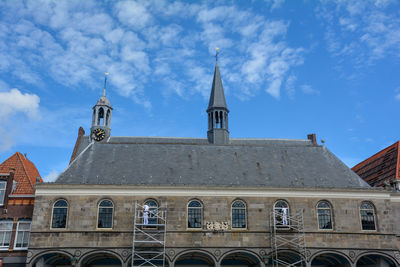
[{"left": 27, "top": 185, "right": 400, "bottom": 267}]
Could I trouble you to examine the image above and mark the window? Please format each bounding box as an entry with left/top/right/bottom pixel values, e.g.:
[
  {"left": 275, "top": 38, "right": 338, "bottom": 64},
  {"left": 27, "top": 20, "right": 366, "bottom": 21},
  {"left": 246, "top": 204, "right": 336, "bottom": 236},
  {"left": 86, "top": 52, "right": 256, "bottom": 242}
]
[
  {"left": 0, "top": 220, "right": 13, "bottom": 249},
  {"left": 317, "top": 201, "right": 333, "bottom": 230},
  {"left": 144, "top": 200, "right": 158, "bottom": 225},
  {"left": 274, "top": 200, "right": 290, "bottom": 226},
  {"left": 360, "top": 201, "right": 376, "bottom": 230},
  {"left": 187, "top": 200, "right": 202, "bottom": 229},
  {"left": 51, "top": 200, "right": 68, "bottom": 229},
  {"left": 232, "top": 200, "right": 246, "bottom": 229},
  {"left": 0, "top": 181, "right": 6, "bottom": 205},
  {"left": 98, "top": 200, "right": 113, "bottom": 228},
  {"left": 14, "top": 220, "right": 31, "bottom": 249}
]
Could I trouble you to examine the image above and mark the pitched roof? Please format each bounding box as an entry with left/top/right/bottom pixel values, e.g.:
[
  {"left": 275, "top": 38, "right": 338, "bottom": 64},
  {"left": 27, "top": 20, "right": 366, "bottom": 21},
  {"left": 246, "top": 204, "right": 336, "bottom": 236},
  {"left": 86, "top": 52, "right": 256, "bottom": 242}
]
[
  {"left": 352, "top": 141, "right": 400, "bottom": 187},
  {"left": 55, "top": 136, "right": 369, "bottom": 189},
  {"left": 207, "top": 62, "right": 228, "bottom": 111},
  {"left": 0, "top": 152, "right": 43, "bottom": 194}
]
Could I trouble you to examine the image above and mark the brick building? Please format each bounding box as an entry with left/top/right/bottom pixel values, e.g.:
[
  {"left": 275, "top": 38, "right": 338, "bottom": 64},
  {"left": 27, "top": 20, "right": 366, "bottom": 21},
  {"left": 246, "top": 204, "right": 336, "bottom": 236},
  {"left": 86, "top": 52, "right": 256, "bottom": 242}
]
[
  {"left": 352, "top": 141, "right": 400, "bottom": 189},
  {"left": 28, "top": 62, "right": 400, "bottom": 267},
  {"left": 0, "top": 152, "right": 42, "bottom": 267}
]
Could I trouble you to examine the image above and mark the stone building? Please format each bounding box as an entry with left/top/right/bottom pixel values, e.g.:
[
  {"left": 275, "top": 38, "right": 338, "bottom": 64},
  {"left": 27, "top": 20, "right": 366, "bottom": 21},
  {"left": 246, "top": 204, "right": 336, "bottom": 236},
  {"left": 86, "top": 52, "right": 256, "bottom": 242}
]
[
  {"left": 352, "top": 141, "right": 400, "bottom": 189},
  {"left": 0, "top": 152, "right": 43, "bottom": 267},
  {"left": 28, "top": 62, "right": 400, "bottom": 267}
]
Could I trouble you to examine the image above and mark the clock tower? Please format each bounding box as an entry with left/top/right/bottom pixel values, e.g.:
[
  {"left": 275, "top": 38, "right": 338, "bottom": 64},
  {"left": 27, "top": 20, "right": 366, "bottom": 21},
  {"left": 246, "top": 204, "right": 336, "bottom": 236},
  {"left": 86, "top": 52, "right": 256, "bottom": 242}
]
[{"left": 91, "top": 74, "right": 112, "bottom": 142}]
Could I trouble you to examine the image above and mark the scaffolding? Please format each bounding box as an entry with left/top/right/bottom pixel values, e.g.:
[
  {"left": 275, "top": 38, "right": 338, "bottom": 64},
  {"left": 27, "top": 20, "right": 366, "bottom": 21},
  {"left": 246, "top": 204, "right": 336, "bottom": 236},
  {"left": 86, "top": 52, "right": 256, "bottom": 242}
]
[
  {"left": 269, "top": 210, "right": 307, "bottom": 267},
  {"left": 132, "top": 201, "right": 167, "bottom": 267}
]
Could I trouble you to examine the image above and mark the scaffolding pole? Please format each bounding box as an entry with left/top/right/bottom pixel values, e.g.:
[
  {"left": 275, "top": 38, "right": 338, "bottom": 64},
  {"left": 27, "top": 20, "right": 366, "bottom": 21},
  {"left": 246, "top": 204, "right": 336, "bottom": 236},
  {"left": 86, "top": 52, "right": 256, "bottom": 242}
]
[
  {"left": 270, "top": 210, "right": 307, "bottom": 267},
  {"left": 132, "top": 201, "right": 167, "bottom": 267}
]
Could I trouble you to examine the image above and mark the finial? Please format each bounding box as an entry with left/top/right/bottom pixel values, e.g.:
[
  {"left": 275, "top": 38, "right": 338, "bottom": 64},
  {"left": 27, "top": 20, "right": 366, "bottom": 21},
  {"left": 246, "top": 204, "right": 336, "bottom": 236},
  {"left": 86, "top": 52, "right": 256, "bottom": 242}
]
[
  {"left": 215, "top": 47, "right": 220, "bottom": 62},
  {"left": 103, "top": 72, "right": 109, "bottom": 97}
]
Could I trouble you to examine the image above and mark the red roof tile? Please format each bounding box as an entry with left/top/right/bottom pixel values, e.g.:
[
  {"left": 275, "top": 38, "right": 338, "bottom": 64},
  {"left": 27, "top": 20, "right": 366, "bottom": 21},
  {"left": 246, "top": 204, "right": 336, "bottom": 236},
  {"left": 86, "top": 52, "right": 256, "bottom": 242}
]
[{"left": 0, "top": 152, "right": 43, "bottom": 195}]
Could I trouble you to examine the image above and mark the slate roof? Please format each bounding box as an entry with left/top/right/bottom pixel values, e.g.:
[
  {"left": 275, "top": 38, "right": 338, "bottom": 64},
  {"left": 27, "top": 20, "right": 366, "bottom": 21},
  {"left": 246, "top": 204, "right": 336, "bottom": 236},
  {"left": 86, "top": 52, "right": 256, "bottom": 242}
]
[
  {"left": 0, "top": 152, "right": 43, "bottom": 194},
  {"left": 208, "top": 62, "right": 228, "bottom": 111},
  {"left": 56, "top": 136, "right": 369, "bottom": 189}
]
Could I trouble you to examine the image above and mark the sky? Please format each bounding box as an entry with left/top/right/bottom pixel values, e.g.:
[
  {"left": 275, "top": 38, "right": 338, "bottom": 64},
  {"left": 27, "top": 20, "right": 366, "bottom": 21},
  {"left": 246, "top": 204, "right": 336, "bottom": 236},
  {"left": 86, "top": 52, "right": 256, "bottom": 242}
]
[{"left": 1, "top": 0, "right": 400, "bottom": 182}]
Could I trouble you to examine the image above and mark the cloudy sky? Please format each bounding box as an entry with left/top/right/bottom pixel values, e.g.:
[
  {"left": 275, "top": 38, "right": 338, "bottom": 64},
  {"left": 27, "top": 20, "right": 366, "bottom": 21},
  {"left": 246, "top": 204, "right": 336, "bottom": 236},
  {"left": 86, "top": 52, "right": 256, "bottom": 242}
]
[{"left": 1, "top": 0, "right": 400, "bottom": 182}]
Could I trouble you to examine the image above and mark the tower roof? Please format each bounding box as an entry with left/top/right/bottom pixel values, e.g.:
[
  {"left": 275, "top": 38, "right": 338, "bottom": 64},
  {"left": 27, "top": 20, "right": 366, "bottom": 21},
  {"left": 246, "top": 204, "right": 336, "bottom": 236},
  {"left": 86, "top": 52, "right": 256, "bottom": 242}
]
[
  {"left": 0, "top": 152, "right": 43, "bottom": 195},
  {"left": 96, "top": 95, "right": 111, "bottom": 107},
  {"left": 208, "top": 62, "right": 228, "bottom": 111}
]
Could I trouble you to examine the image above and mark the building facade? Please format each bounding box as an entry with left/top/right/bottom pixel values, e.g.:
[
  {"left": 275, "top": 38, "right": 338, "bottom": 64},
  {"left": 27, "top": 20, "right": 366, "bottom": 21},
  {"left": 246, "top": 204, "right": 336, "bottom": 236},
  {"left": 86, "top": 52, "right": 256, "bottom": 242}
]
[
  {"left": 0, "top": 152, "right": 42, "bottom": 267},
  {"left": 28, "top": 62, "right": 400, "bottom": 267}
]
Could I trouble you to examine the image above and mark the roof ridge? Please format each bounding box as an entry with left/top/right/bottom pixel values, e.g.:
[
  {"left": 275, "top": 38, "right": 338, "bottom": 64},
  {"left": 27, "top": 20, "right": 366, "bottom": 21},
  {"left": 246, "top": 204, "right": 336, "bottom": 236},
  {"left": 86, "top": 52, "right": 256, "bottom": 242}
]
[{"left": 16, "top": 152, "right": 35, "bottom": 191}]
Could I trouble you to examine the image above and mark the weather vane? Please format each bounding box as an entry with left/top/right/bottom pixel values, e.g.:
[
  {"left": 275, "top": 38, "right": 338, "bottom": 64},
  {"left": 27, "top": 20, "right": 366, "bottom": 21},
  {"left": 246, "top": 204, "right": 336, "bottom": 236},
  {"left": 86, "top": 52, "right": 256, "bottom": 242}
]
[
  {"left": 103, "top": 72, "right": 109, "bottom": 97},
  {"left": 215, "top": 47, "right": 220, "bottom": 62}
]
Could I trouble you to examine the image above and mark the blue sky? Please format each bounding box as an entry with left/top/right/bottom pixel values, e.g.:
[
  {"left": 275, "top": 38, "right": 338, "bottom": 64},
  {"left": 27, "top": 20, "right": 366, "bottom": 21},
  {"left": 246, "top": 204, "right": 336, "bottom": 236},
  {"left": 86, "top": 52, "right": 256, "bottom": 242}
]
[{"left": 1, "top": 0, "right": 400, "bottom": 182}]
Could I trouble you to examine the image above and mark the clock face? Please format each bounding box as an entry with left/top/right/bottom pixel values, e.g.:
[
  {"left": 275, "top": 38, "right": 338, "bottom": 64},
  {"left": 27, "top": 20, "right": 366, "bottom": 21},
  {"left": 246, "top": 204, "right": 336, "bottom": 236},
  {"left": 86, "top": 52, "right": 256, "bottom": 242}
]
[{"left": 93, "top": 128, "right": 105, "bottom": 141}]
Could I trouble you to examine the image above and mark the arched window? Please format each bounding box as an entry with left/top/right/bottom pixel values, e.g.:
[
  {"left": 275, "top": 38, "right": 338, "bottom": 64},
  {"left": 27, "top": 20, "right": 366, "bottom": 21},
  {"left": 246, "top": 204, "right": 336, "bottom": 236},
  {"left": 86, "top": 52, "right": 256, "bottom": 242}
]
[
  {"left": 98, "top": 200, "right": 113, "bottom": 228},
  {"left": 187, "top": 200, "right": 202, "bottom": 229},
  {"left": 144, "top": 199, "right": 158, "bottom": 225},
  {"left": 97, "top": 107, "right": 104, "bottom": 125},
  {"left": 232, "top": 200, "right": 246, "bottom": 229},
  {"left": 274, "top": 200, "right": 289, "bottom": 226},
  {"left": 317, "top": 201, "right": 333, "bottom": 230},
  {"left": 360, "top": 201, "right": 376, "bottom": 230},
  {"left": 51, "top": 200, "right": 68, "bottom": 229}
]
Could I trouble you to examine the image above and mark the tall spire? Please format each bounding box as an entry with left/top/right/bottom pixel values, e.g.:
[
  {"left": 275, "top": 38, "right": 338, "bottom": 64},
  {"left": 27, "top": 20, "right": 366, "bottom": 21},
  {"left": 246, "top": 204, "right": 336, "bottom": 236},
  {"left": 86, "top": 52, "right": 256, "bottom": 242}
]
[
  {"left": 103, "top": 72, "right": 109, "bottom": 97},
  {"left": 207, "top": 49, "right": 229, "bottom": 144},
  {"left": 207, "top": 61, "right": 228, "bottom": 112}
]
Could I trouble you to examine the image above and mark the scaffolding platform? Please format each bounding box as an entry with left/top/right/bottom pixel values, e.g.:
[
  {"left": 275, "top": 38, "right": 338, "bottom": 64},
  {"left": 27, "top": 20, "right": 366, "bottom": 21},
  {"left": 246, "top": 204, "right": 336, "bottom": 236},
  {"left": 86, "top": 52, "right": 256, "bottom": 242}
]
[{"left": 132, "top": 201, "right": 167, "bottom": 267}]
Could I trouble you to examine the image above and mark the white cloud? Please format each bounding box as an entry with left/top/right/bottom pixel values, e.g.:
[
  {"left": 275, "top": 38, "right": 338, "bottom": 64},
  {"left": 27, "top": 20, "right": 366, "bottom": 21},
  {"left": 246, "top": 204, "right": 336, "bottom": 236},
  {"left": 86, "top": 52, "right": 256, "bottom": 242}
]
[
  {"left": 301, "top": 84, "right": 320, "bottom": 95},
  {"left": 317, "top": 0, "right": 400, "bottom": 65},
  {"left": 43, "top": 170, "right": 59, "bottom": 182},
  {"left": 115, "top": 1, "right": 153, "bottom": 30},
  {"left": 0, "top": 89, "right": 40, "bottom": 121}
]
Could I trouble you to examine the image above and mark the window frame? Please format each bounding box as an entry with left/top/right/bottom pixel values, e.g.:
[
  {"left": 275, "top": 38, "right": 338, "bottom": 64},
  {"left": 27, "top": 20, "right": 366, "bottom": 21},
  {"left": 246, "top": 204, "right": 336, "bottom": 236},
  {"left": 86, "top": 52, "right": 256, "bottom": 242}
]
[
  {"left": 316, "top": 200, "right": 333, "bottom": 231},
  {"left": 14, "top": 219, "right": 31, "bottom": 250},
  {"left": 359, "top": 201, "right": 377, "bottom": 231},
  {"left": 187, "top": 199, "right": 203, "bottom": 230},
  {"left": 50, "top": 199, "right": 68, "bottom": 230},
  {"left": 273, "top": 200, "right": 290, "bottom": 227},
  {"left": 231, "top": 199, "right": 247, "bottom": 230},
  {"left": 97, "top": 199, "right": 114, "bottom": 229},
  {"left": 0, "top": 181, "right": 7, "bottom": 206},
  {"left": 0, "top": 219, "right": 13, "bottom": 250}
]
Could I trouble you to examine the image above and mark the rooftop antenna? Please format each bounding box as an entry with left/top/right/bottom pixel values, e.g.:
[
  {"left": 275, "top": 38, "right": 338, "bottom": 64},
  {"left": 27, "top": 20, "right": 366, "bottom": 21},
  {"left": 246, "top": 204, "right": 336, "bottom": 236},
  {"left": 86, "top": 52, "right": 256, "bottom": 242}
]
[
  {"left": 215, "top": 47, "right": 220, "bottom": 62},
  {"left": 103, "top": 72, "right": 109, "bottom": 97}
]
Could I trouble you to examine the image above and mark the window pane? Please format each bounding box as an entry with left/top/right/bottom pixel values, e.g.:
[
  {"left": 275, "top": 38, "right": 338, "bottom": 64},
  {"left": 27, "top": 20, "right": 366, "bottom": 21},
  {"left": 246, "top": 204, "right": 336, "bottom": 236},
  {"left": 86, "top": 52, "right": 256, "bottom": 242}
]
[
  {"left": 232, "top": 208, "right": 246, "bottom": 228},
  {"left": 274, "top": 201, "right": 289, "bottom": 226},
  {"left": 188, "top": 208, "right": 202, "bottom": 228},
  {"left": 318, "top": 209, "right": 332, "bottom": 229},
  {"left": 99, "top": 200, "right": 113, "bottom": 207},
  {"left": 188, "top": 201, "right": 201, "bottom": 207},
  {"left": 0, "top": 181, "right": 6, "bottom": 205},
  {"left": 54, "top": 200, "right": 68, "bottom": 207},
  {"left": 98, "top": 207, "right": 113, "bottom": 228},
  {"left": 0, "top": 220, "right": 13, "bottom": 247},
  {"left": 232, "top": 201, "right": 245, "bottom": 208},
  {"left": 361, "top": 210, "right": 376, "bottom": 230},
  {"left": 52, "top": 207, "right": 67, "bottom": 228}
]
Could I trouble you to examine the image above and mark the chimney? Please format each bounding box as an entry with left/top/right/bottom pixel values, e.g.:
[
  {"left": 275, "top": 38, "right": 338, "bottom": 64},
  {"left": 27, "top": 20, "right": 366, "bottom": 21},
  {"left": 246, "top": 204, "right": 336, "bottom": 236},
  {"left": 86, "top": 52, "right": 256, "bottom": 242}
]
[{"left": 307, "top": 133, "right": 318, "bottom": 146}]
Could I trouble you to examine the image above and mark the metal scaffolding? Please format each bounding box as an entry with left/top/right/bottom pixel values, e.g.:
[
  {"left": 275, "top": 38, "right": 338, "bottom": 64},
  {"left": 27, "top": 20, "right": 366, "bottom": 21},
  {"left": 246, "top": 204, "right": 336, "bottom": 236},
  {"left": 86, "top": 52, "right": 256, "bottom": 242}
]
[
  {"left": 270, "top": 210, "right": 307, "bottom": 267},
  {"left": 132, "top": 201, "right": 167, "bottom": 267}
]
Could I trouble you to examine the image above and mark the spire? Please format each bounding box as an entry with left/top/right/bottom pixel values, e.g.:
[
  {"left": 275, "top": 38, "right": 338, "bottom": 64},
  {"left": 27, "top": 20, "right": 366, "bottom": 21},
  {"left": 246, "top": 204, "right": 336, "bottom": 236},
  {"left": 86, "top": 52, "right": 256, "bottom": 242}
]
[
  {"left": 103, "top": 72, "right": 109, "bottom": 97},
  {"left": 207, "top": 50, "right": 229, "bottom": 144},
  {"left": 207, "top": 61, "right": 228, "bottom": 112}
]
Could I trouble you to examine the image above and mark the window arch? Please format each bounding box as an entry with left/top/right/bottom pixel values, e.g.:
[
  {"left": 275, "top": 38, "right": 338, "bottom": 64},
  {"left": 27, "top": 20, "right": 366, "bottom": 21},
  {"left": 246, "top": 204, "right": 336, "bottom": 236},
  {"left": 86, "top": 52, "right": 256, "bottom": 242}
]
[
  {"left": 144, "top": 199, "right": 158, "bottom": 225},
  {"left": 187, "top": 200, "right": 202, "bottom": 229},
  {"left": 274, "top": 200, "right": 289, "bottom": 226},
  {"left": 317, "top": 201, "right": 333, "bottom": 230},
  {"left": 232, "top": 200, "right": 246, "bottom": 229},
  {"left": 360, "top": 201, "right": 376, "bottom": 230},
  {"left": 51, "top": 199, "right": 68, "bottom": 229},
  {"left": 97, "top": 199, "right": 113, "bottom": 228}
]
